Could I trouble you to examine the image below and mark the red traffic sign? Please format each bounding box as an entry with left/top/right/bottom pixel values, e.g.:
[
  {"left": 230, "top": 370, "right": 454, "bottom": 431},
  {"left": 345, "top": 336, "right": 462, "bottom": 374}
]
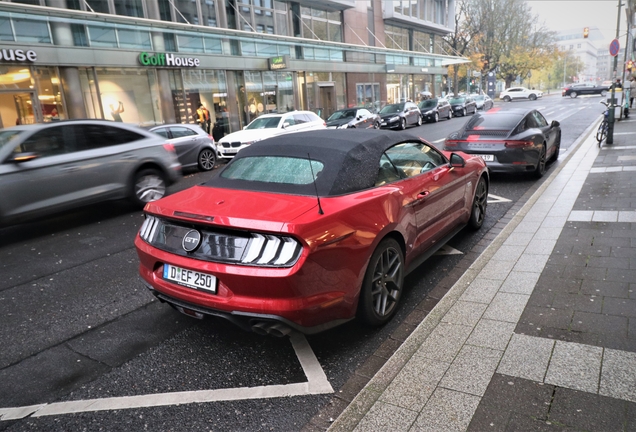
[{"left": 610, "top": 39, "right": 620, "bottom": 57}]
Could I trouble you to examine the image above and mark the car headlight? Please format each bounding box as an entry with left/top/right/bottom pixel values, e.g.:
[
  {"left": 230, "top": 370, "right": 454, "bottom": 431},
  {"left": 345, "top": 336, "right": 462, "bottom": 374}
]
[
  {"left": 389, "top": 116, "right": 399, "bottom": 122},
  {"left": 337, "top": 124, "right": 349, "bottom": 129},
  {"left": 425, "top": 110, "right": 433, "bottom": 115}
]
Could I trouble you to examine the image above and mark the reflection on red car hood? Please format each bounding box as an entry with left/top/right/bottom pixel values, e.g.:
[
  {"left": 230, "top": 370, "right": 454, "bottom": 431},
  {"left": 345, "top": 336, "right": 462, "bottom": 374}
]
[{"left": 144, "top": 185, "right": 320, "bottom": 232}]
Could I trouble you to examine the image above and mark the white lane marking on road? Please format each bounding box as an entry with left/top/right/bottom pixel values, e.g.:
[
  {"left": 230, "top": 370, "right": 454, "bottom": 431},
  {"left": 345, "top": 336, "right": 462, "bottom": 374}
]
[
  {"left": 554, "top": 106, "right": 586, "bottom": 123},
  {"left": 0, "top": 333, "right": 332, "bottom": 420},
  {"left": 613, "top": 132, "right": 636, "bottom": 135},
  {"left": 432, "top": 138, "right": 445, "bottom": 144},
  {"left": 433, "top": 245, "right": 463, "bottom": 256},
  {"left": 487, "top": 193, "right": 512, "bottom": 204}
]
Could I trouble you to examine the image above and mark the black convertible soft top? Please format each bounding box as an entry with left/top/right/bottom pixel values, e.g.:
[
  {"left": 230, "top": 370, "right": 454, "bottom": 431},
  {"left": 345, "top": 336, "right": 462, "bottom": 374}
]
[{"left": 204, "top": 129, "right": 422, "bottom": 197}]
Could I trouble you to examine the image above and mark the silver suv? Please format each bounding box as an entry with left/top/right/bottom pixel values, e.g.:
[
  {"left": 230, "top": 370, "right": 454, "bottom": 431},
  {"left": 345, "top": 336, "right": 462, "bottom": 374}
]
[{"left": 0, "top": 120, "right": 181, "bottom": 226}]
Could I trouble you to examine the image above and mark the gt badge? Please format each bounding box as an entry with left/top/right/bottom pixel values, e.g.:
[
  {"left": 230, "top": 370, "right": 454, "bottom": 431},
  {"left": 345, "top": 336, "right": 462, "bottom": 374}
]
[{"left": 182, "top": 230, "right": 201, "bottom": 252}]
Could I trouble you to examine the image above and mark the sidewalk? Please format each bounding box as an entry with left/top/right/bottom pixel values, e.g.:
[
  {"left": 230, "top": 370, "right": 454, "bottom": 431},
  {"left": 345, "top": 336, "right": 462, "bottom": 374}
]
[{"left": 327, "top": 117, "right": 636, "bottom": 431}]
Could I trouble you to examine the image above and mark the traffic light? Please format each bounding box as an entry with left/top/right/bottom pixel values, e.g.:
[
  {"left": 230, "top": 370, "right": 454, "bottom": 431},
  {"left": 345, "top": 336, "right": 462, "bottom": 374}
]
[
  {"left": 583, "top": 27, "right": 589, "bottom": 38},
  {"left": 628, "top": 59, "right": 634, "bottom": 71}
]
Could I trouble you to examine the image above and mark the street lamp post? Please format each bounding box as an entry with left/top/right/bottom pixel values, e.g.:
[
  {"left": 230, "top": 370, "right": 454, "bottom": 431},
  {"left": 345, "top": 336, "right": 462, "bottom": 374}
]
[{"left": 608, "top": 0, "right": 624, "bottom": 145}]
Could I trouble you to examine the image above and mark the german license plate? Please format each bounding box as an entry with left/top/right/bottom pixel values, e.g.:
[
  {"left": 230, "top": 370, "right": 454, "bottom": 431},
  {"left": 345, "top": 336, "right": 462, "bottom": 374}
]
[
  {"left": 479, "top": 154, "right": 494, "bottom": 162},
  {"left": 163, "top": 264, "right": 217, "bottom": 293},
  {"left": 223, "top": 148, "right": 238, "bottom": 154}
]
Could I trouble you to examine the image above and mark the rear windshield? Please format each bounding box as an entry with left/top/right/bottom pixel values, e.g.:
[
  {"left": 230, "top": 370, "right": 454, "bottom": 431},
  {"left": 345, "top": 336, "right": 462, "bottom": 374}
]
[
  {"left": 328, "top": 110, "right": 356, "bottom": 120},
  {"left": 220, "top": 156, "right": 324, "bottom": 185},
  {"left": 245, "top": 116, "right": 282, "bottom": 130},
  {"left": 449, "top": 97, "right": 465, "bottom": 104},
  {"left": 418, "top": 99, "right": 437, "bottom": 109},
  {"left": 0, "top": 130, "right": 23, "bottom": 150},
  {"left": 379, "top": 103, "right": 405, "bottom": 114},
  {"left": 464, "top": 113, "right": 523, "bottom": 130}
]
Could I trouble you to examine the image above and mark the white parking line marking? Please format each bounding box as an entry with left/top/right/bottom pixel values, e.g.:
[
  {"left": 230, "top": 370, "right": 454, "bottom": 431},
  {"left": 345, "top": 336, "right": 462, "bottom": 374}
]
[
  {"left": 432, "top": 138, "right": 445, "bottom": 144},
  {"left": 487, "top": 194, "right": 512, "bottom": 204},
  {"left": 0, "top": 333, "right": 332, "bottom": 420}
]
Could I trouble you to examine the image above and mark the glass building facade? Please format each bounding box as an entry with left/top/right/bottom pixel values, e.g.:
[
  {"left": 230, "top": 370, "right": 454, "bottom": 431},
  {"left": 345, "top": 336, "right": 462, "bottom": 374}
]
[{"left": 0, "top": 0, "right": 465, "bottom": 135}]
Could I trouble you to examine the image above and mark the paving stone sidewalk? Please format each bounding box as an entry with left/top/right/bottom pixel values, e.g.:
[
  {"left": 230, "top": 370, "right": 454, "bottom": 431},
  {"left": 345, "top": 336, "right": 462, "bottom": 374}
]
[{"left": 328, "top": 118, "right": 636, "bottom": 432}]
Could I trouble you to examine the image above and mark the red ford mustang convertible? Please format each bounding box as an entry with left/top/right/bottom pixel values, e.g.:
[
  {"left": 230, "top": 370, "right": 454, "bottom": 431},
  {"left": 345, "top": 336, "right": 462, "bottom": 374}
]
[{"left": 135, "top": 129, "right": 489, "bottom": 335}]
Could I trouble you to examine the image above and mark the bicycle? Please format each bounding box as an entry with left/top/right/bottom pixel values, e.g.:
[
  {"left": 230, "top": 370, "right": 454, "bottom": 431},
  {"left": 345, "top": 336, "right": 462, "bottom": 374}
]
[{"left": 596, "top": 100, "right": 614, "bottom": 147}]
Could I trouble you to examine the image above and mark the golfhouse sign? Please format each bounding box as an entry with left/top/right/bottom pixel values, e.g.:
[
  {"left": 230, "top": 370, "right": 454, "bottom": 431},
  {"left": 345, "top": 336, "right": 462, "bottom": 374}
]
[
  {"left": 138, "top": 52, "right": 200, "bottom": 67},
  {"left": 0, "top": 48, "right": 37, "bottom": 62}
]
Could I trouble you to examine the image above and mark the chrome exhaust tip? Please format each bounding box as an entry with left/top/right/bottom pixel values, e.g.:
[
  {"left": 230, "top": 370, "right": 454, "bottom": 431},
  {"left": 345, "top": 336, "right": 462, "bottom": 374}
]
[
  {"left": 267, "top": 323, "right": 292, "bottom": 338},
  {"left": 251, "top": 321, "right": 270, "bottom": 336}
]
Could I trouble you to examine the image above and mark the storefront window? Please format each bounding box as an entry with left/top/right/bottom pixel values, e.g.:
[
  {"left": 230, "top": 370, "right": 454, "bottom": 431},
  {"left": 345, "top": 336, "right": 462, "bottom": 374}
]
[
  {"left": 33, "top": 67, "right": 66, "bottom": 122},
  {"left": 0, "top": 66, "right": 37, "bottom": 127},
  {"left": 304, "top": 72, "right": 346, "bottom": 119},
  {"left": 386, "top": 74, "right": 412, "bottom": 104},
  {"left": 182, "top": 69, "right": 228, "bottom": 140},
  {"left": 356, "top": 83, "right": 380, "bottom": 113},
  {"left": 80, "top": 67, "right": 162, "bottom": 126}
]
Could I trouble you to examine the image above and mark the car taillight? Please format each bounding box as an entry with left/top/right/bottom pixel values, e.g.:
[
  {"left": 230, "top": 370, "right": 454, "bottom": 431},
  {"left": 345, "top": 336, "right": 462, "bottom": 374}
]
[
  {"left": 163, "top": 143, "right": 176, "bottom": 153},
  {"left": 139, "top": 214, "right": 159, "bottom": 242},
  {"left": 504, "top": 140, "right": 533, "bottom": 148},
  {"left": 241, "top": 233, "right": 302, "bottom": 266}
]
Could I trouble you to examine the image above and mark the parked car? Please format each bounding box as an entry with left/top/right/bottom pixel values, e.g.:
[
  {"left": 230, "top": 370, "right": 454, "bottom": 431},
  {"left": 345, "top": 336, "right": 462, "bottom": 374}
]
[
  {"left": 499, "top": 87, "right": 543, "bottom": 102},
  {"left": 135, "top": 129, "right": 489, "bottom": 335},
  {"left": 561, "top": 83, "right": 609, "bottom": 98},
  {"left": 471, "top": 94, "right": 494, "bottom": 111},
  {"left": 0, "top": 120, "right": 181, "bottom": 226},
  {"left": 326, "top": 108, "right": 380, "bottom": 129},
  {"left": 448, "top": 95, "right": 478, "bottom": 116},
  {"left": 418, "top": 98, "right": 453, "bottom": 122},
  {"left": 378, "top": 102, "right": 422, "bottom": 129},
  {"left": 444, "top": 108, "right": 561, "bottom": 178},
  {"left": 217, "top": 111, "right": 326, "bottom": 161},
  {"left": 150, "top": 124, "right": 217, "bottom": 171}
]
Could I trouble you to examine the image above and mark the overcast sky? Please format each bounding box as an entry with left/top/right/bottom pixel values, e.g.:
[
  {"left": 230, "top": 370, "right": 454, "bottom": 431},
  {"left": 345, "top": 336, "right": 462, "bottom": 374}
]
[{"left": 525, "top": 0, "right": 628, "bottom": 44}]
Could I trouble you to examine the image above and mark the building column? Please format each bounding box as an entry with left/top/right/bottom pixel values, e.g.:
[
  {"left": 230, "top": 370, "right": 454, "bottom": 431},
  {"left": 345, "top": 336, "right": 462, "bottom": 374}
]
[
  {"left": 147, "top": 0, "right": 177, "bottom": 124},
  {"left": 59, "top": 67, "right": 87, "bottom": 119}
]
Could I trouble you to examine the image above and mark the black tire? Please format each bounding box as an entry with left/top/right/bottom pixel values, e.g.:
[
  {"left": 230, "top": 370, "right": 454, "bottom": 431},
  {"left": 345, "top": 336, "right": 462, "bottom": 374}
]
[
  {"left": 550, "top": 132, "right": 561, "bottom": 162},
  {"left": 447, "top": 110, "right": 453, "bottom": 120},
  {"left": 374, "top": 121, "right": 380, "bottom": 129},
  {"left": 596, "top": 120, "right": 608, "bottom": 146},
  {"left": 131, "top": 168, "right": 166, "bottom": 207},
  {"left": 358, "top": 238, "right": 404, "bottom": 326},
  {"left": 534, "top": 144, "right": 547, "bottom": 178},
  {"left": 468, "top": 176, "right": 488, "bottom": 230},
  {"left": 569, "top": 92, "right": 577, "bottom": 99},
  {"left": 462, "top": 108, "right": 467, "bottom": 116},
  {"left": 399, "top": 118, "right": 406, "bottom": 130},
  {"left": 529, "top": 94, "right": 537, "bottom": 101},
  {"left": 601, "top": 90, "right": 607, "bottom": 97},
  {"left": 198, "top": 148, "right": 216, "bottom": 171},
  {"left": 434, "top": 112, "right": 439, "bottom": 123},
  {"left": 417, "top": 116, "right": 422, "bottom": 126},
  {"left": 503, "top": 96, "right": 511, "bottom": 102}
]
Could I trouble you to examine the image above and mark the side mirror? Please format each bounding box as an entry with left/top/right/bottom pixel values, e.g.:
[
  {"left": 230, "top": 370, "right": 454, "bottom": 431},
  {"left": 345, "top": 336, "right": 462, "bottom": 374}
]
[
  {"left": 11, "top": 152, "right": 39, "bottom": 163},
  {"left": 282, "top": 122, "right": 290, "bottom": 129},
  {"left": 551, "top": 120, "right": 560, "bottom": 128},
  {"left": 450, "top": 153, "right": 465, "bottom": 168}
]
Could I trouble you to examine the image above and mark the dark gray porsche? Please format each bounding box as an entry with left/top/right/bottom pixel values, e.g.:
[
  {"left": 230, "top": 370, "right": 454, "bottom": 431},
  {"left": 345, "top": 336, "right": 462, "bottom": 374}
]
[{"left": 443, "top": 108, "right": 561, "bottom": 178}]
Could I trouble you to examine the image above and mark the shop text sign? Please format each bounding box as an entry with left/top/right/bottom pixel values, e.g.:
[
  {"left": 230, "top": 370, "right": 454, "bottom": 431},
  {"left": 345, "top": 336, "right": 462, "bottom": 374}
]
[
  {"left": 268, "top": 55, "right": 289, "bottom": 70},
  {"left": 0, "top": 48, "right": 37, "bottom": 62},
  {"left": 139, "top": 52, "right": 200, "bottom": 67}
]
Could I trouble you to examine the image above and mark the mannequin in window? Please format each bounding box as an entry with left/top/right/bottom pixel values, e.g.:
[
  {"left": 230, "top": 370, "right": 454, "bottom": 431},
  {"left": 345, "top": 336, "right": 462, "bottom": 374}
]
[{"left": 110, "top": 101, "right": 124, "bottom": 122}]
